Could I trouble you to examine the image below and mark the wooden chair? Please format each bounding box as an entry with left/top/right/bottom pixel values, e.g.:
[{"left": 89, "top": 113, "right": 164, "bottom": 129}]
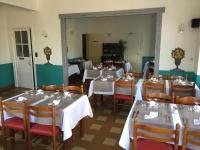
[
  {"left": 182, "top": 122, "right": 200, "bottom": 150},
  {"left": 0, "top": 101, "right": 28, "bottom": 149},
  {"left": 175, "top": 96, "right": 200, "bottom": 105},
  {"left": 170, "top": 81, "right": 195, "bottom": 97},
  {"left": 145, "top": 92, "right": 174, "bottom": 103},
  {"left": 143, "top": 81, "right": 166, "bottom": 100},
  {"left": 27, "top": 104, "right": 65, "bottom": 150},
  {"left": 113, "top": 79, "right": 135, "bottom": 113},
  {"left": 62, "top": 85, "right": 84, "bottom": 94},
  {"left": 42, "top": 85, "right": 62, "bottom": 91},
  {"left": 133, "top": 118, "right": 180, "bottom": 150}
]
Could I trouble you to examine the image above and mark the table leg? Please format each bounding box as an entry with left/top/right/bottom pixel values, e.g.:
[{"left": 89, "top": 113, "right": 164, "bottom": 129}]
[
  {"left": 100, "top": 95, "right": 103, "bottom": 105},
  {"left": 80, "top": 118, "right": 85, "bottom": 137},
  {"left": 94, "top": 94, "right": 97, "bottom": 109}
]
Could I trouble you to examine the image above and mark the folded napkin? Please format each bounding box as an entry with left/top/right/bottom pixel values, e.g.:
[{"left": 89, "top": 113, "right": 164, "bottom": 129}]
[
  {"left": 144, "top": 112, "right": 158, "bottom": 119},
  {"left": 107, "top": 75, "right": 114, "bottom": 79},
  {"left": 36, "top": 89, "right": 44, "bottom": 95},
  {"left": 149, "top": 101, "right": 158, "bottom": 107},
  {"left": 48, "top": 100, "right": 60, "bottom": 106},
  {"left": 193, "top": 105, "right": 200, "bottom": 112},
  {"left": 127, "top": 75, "right": 134, "bottom": 81},
  {"left": 194, "top": 118, "right": 200, "bottom": 125},
  {"left": 101, "top": 78, "right": 107, "bottom": 81},
  {"left": 64, "top": 91, "right": 71, "bottom": 97},
  {"left": 108, "top": 68, "right": 112, "bottom": 70},
  {"left": 16, "top": 96, "right": 27, "bottom": 102}
]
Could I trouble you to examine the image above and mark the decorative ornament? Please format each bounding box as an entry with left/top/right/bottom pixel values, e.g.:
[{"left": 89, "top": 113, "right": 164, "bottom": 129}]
[
  {"left": 171, "top": 47, "right": 185, "bottom": 72},
  {"left": 44, "top": 46, "right": 52, "bottom": 64}
]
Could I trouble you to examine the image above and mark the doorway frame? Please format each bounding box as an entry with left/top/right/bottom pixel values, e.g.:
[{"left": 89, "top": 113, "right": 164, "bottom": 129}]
[
  {"left": 11, "top": 27, "right": 36, "bottom": 89},
  {"left": 59, "top": 7, "right": 165, "bottom": 85}
]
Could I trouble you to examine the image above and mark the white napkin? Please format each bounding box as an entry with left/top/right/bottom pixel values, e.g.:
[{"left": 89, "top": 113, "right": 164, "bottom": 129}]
[
  {"left": 93, "top": 66, "right": 97, "bottom": 70},
  {"left": 48, "top": 100, "right": 60, "bottom": 106},
  {"left": 36, "top": 89, "right": 44, "bottom": 95},
  {"left": 101, "top": 78, "right": 107, "bottom": 81},
  {"left": 194, "top": 118, "right": 200, "bottom": 125},
  {"left": 107, "top": 75, "right": 114, "bottom": 79},
  {"left": 193, "top": 105, "right": 200, "bottom": 113},
  {"left": 127, "top": 75, "right": 134, "bottom": 80},
  {"left": 149, "top": 101, "right": 158, "bottom": 107},
  {"left": 16, "top": 96, "right": 27, "bottom": 102},
  {"left": 144, "top": 112, "right": 158, "bottom": 119}
]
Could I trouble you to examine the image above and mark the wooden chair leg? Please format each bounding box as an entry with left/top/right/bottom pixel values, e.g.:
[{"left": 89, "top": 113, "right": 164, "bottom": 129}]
[
  {"left": 2, "top": 128, "right": 7, "bottom": 150},
  {"left": 52, "top": 136, "right": 56, "bottom": 150},
  {"left": 94, "top": 95, "right": 97, "bottom": 110}
]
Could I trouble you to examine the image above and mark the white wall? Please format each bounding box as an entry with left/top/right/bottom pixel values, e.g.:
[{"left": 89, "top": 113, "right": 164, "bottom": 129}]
[
  {"left": 66, "top": 15, "right": 156, "bottom": 72},
  {"left": 0, "top": 6, "right": 11, "bottom": 64},
  {"left": 0, "top": 0, "right": 38, "bottom": 10},
  {"left": 0, "top": 0, "right": 200, "bottom": 72},
  {"left": 2, "top": 5, "right": 62, "bottom": 65}
]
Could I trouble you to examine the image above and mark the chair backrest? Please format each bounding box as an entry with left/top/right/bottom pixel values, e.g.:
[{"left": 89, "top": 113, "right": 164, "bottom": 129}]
[
  {"left": 145, "top": 92, "right": 174, "bottom": 103},
  {"left": 0, "top": 101, "right": 27, "bottom": 129},
  {"left": 175, "top": 96, "right": 199, "bottom": 105},
  {"left": 27, "top": 104, "right": 56, "bottom": 136},
  {"left": 62, "top": 85, "right": 84, "bottom": 94},
  {"left": 133, "top": 118, "right": 180, "bottom": 150},
  {"left": 143, "top": 81, "right": 166, "bottom": 100},
  {"left": 182, "top": 122, "right": 200, "bottom": 150},
  {"left": 42, "top": 85, "right": 62, "bottom": 91},
  {"left": 114, "top": 79, "right": 135, "bottom": 98},
  {"left": 171, "top": 81, "right": 195, "bottom": 97}
]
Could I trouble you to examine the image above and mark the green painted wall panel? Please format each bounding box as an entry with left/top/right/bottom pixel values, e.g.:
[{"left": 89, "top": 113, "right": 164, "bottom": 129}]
[
  {"left": 159, "top": 70, "right": 196, "bottom": 82},
  {"left": 196, "top": 75, "right": 200, "bottom": 88},
  {"left": 36, "top": 64, "right": 63, "bottom": 87},
  {"left": 142, "top": 56, "right": 154, "bottom": 72},
  {"left": 0, "top": 63, "right": 14, "bottom": 87}
]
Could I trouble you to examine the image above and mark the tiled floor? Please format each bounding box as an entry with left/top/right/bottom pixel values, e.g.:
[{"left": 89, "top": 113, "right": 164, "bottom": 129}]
[{"left": 0, "top": 88, "right": 130, "bottom": 150}]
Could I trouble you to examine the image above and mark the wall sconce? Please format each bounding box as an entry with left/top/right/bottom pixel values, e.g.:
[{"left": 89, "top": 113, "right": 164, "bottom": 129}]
[
  {"left": 105, "top": 33, "right": 111, "bottom": 36},
  {"left": 41, "top": 30, "right": 48, "bottom": 38},
  {"left": 178, "top": 24, "right": 185, "bottom": 33}
]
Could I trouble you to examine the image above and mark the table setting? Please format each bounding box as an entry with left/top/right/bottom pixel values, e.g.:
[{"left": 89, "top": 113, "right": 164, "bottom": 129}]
[
  {"left": 119, "top": 100, "right": 200, "bottom": 150},
  {"left": 1, "top": 89, "right": 94, "bottom": 141}
]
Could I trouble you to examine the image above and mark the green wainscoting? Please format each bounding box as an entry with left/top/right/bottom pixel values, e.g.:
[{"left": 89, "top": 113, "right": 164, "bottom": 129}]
[
  {"left": 68, "top": 57, "right": 83, "bottom": 63},
  {"left": 0, "top": 63, "right": 14, "bottom": 88},
  {"left": 142, "top": 56, "right": 155, "bottom": 72},
  {"left": 159, "top": 70, "right": 196, "bottom": 82},
  {"left": 196, "top": 75, "right": 200, "bottom": 88},
  {"left": 36, "top": 64, "right": 63, "bottom": 87}
]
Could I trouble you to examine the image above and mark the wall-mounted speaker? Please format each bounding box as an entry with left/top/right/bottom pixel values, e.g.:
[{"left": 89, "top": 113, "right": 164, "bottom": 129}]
[{"left": 191, "top": 18, "right": 200, "bottom": 28}]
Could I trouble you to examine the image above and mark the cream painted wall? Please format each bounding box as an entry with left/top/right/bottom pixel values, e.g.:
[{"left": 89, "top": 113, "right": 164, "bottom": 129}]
[
  {"left": 0, "top": 6, "right": 11, "bottom": 64},
  {"left": 0, "top": 0, "right": 38, "bottom": 10},
  {"left": 2, "top": 5, "right": 62, "bottom": 65},
  {"left": 66, "top": 15, "right": 156, "bottom": 72},
  {"left": 1, "top": 0, "right": 200, "bottom": 72}
]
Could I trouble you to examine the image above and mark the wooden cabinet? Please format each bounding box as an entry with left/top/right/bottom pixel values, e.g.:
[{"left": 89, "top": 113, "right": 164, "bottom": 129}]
[{"left": 101, "top": 43, "right": 124, "bottom": 62}]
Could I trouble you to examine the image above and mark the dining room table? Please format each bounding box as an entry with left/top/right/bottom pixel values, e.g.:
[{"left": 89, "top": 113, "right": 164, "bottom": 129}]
[
  {"left": 119, "top": 100, "right": 200, "bottom": 150},
  {"left": 1, "top": 89, "right": 93, "bottom": 140},
  {"left": 135, "top": 78, "right": 200, "bottom": 101},
  {"left": 82, "top": 67, "right": 124, "bottom": 82}
]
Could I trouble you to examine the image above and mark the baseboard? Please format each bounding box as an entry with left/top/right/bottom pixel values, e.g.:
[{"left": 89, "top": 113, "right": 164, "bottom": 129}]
[{"left": 0, "top": 84, "right": 15, "bottom": 92}]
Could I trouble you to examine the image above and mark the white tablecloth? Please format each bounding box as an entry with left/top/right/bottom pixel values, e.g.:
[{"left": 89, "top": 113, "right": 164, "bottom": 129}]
[
  {"left": 125, "top": 62, "right": 133, "bottom": 73},
  {"left": 88, "top": 79, "right": 114, "bottom": 97},
  {"left": 68, "top": 64, "right": 80, "bottom": 77},
  {"left": 135, "top": 79, "right": 200, "bottom": 101},
  {"left": 2, "top": 94, "right": 93, "bottom": 141},
  {"left": 83, "top": 68, "right": 124, "bottom": 83},
  {"left": 83, "top": 60, "right": 92, "bottom": 70}
]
